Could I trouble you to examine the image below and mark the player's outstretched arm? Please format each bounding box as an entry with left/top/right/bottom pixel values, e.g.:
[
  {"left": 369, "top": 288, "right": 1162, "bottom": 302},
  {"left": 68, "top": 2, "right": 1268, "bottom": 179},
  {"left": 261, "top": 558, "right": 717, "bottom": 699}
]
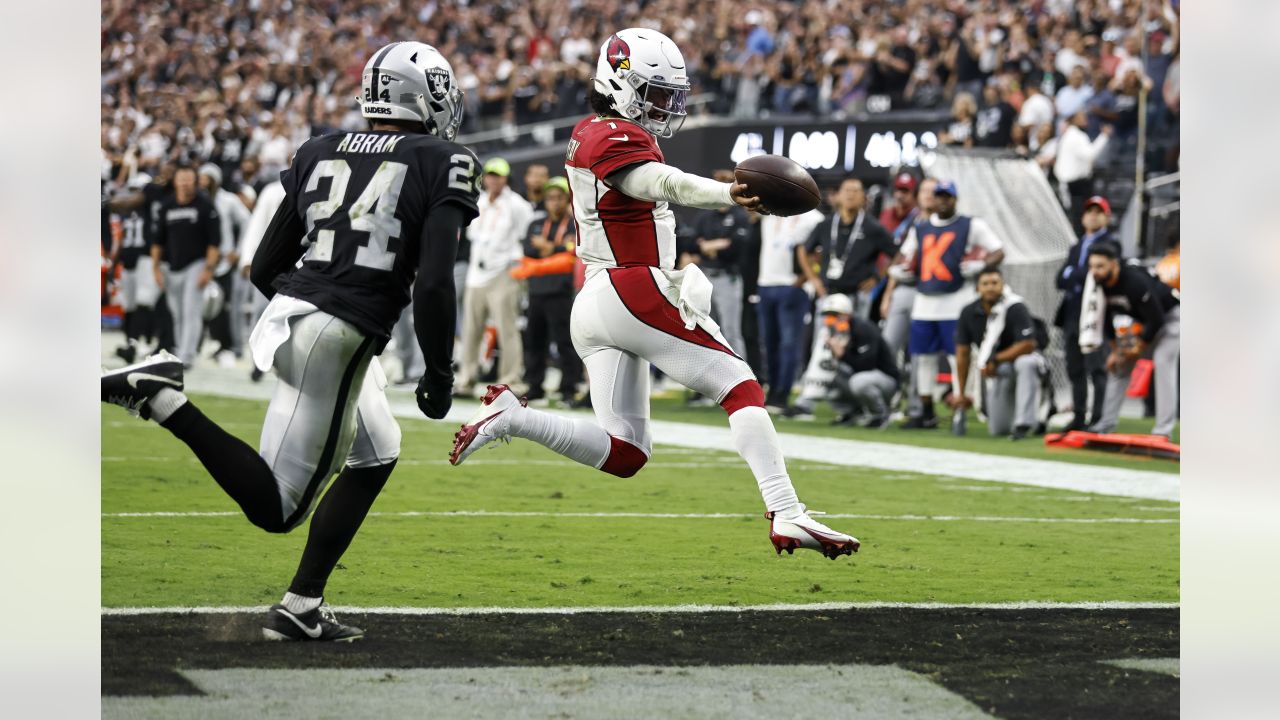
[
  {"left": 413, "top": 203, "right": 466, "bottom": 420},
  {"left": 248, "top": 200, "right": 306, "bottom": 299},
  {"left": 608, "top": 162, "right": 761, "bottom": 211}
]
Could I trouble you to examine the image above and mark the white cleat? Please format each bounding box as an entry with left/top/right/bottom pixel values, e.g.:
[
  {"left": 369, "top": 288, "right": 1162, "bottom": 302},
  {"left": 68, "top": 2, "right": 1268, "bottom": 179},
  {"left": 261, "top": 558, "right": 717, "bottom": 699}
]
[
  {"left": 449, "top": 384, "right": 527, "bottom": 466},
  {"left": 767, "top": 504, "right": 860, "bottom": 559}
]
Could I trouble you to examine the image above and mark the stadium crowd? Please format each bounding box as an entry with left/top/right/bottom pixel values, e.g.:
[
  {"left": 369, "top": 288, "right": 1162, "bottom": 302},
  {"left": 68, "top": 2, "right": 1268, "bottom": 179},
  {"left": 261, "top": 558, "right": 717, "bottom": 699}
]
[{"left": 101, "top": 0, "right": 1181, "bottom": 440}]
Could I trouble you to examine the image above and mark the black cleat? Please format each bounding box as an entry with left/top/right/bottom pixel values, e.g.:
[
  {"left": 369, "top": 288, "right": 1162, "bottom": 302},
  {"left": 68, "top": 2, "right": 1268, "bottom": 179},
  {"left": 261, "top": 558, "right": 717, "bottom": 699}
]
[
  {"left": 1010, "top": 425, "right": 1031, "bottom": 441},
  {"left": 101, "top": 350, "right": 184, "bottom": 418},
  {"left": 900, "top": 415, "right": 939, "bottom": 430},
  {"left": 262, "top": 602, "right": 364, "bottom": 642}
]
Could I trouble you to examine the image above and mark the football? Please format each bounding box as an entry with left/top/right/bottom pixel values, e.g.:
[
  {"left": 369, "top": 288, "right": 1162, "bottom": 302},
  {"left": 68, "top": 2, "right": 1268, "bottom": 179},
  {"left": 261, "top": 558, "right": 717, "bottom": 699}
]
[{"left": 734, "top": 155, "right": 821, "bottom": 216}]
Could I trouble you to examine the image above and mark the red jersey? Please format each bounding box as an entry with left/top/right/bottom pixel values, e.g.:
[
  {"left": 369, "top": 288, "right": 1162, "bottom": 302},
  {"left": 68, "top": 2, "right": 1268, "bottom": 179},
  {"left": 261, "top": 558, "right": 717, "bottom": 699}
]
[{"left": 565, "top": 115, "right": 677, "bottom": 272}]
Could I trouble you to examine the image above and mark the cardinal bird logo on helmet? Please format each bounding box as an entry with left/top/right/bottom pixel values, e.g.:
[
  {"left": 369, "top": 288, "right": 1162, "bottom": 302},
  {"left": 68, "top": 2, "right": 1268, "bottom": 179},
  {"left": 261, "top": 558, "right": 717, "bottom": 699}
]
[{"left": 606, "top": 35, "right": 631, "bottom": 71}]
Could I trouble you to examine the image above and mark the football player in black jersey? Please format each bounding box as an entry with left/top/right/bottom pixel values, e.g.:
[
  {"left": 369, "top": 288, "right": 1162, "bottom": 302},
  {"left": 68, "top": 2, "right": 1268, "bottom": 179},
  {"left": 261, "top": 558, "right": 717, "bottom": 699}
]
[{"left": 102, "top": 42, "right": 481, "bottom": 641}]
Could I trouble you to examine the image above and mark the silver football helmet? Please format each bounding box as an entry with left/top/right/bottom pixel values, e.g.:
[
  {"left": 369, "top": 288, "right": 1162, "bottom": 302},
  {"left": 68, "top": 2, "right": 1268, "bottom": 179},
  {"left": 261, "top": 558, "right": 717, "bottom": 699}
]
[{"left": 359, "top": 41, "right": 465, "bottom": 141}]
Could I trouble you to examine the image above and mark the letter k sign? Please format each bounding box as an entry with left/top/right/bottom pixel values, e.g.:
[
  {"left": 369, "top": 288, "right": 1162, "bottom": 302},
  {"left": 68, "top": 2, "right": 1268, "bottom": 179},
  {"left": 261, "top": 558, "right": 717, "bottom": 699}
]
[{"left": 921, "top": 232, "right": 956, "bottom": 282}]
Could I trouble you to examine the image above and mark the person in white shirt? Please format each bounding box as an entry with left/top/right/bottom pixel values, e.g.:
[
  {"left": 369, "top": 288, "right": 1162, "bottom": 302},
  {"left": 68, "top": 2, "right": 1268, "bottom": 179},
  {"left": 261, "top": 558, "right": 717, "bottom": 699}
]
[
  {"left": 756, "top": 209, "right": 824, "bottom": 411},
  {"left": 1054, "top": 111, "right": 1113, "bottom": 226},
  {"left": 891, "top": 179, "right": 1004, "bottom": 429},
  {"left": 1017, "top": 83, "right": 1055, "bottom": 142},
  {"left": 199, "top": 164, "right": 253, "bottom": 361},
  {"left": 456, "top": 157, "right": 534, "bottom": 395},
  {"left": 1054, "top": 66, "right": 1094, "bottom": 123},
  {"left": 235, "top": 180, "right": 285, "bottom": 380}
]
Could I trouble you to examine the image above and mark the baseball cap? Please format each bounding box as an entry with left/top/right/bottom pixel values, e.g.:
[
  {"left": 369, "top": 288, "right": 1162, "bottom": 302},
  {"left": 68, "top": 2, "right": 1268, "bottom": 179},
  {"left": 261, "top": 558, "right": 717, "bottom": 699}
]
[
  {"left": 934, "top": 179, "right": 958, "bottom": 197},
  {"left": 544, "top": 176, "right": 570, "bottom": 194},
  {"left": 483, "top": 157, "right": 511, "bottom": 177},
  {"left": 1086, "top": 239, "right": 1121, "bottom": 259},
  {"left": 198, "top": 162, "right": 223, "bottom": 187},
  {"left": 818, "top": 293, "right": 854, "bottom": 317},
  {"left": 1084, "top": 195, "right": 1111, "bottom": 215},
  {"left": 893, "top": 172, "right": 918, "bottom": 192}
]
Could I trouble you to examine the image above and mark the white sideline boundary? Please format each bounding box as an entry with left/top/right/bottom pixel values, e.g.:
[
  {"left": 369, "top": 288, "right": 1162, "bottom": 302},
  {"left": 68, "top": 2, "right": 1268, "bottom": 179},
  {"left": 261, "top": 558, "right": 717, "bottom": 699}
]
[
  {"left": 123, "top": 357, "right": 1181, "bottom": 503},
  {"left": 101, "top": 510, "right": 1177, "bottom": 524},
  {"left": 102, "top": 600, "right": 1179, "bottom": 616}
]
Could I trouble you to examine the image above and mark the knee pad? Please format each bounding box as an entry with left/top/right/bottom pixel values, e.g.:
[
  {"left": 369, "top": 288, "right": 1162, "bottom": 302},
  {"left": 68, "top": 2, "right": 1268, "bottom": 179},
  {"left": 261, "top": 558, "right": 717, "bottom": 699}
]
[
  {"left": 720, "top": 380, "right": 766, "bottom": 415},
  {"left": 600, "top": 436, "right": 649, "bottom": 478}
]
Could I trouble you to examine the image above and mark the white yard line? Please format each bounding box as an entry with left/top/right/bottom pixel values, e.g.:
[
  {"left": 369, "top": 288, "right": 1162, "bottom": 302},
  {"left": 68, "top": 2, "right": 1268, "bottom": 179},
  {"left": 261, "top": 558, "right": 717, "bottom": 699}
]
[
  {"left": 101, "top": 600, "right": 1179, "bottom": 616},
  {"left": 101, "top": 509, "right": 1176, "bottom": 524},
  {"left": 138, "top": 362, "right": 1181, "bottom": 503}
]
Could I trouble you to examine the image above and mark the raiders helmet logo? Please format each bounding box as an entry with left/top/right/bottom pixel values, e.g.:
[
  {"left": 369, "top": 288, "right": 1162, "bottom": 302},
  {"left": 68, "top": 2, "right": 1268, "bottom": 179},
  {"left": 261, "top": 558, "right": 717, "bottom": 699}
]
[
  {"left": 606, "top": 35, "right": 631, "bottom": 71},
  {"left": 425, "top": 68, "right": 451, "bottom": 101}
]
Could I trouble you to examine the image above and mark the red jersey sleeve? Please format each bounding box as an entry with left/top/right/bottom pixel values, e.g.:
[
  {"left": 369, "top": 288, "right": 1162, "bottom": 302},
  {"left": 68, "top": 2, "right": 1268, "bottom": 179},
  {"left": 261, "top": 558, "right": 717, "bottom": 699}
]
[{"left": 567, "top": 117, "right": 663, "bottom": 181}]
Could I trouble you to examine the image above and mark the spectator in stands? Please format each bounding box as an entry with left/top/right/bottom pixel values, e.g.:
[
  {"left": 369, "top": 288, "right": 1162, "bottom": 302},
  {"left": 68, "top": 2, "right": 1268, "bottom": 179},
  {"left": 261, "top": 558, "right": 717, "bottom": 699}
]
[
  {"left": 1055, "top": 196, "right": 1114, "bottom": 432},
  {"left": 951, "top": 268, "right": 1044, "bottom": 440},
  {"left": 688, "top": 169, "right": 751, "bottom": 356},
  {"left": 790, "top": 294, "right": 900, "bottom": 427},
  {"left": 975, "top": 80, "right": 1017, "bottom": 148},
  {"left": 1055, "top": 66, "right": 1095, "bottom": 124},
  {"left": 1027, "top": 50, "right": 1067, "bottom": 99},
  {"left": 797, "top": 178, "right": 897, "bottom": 318},
  {"left": 1085, "top": 69, "right": 1120, "bottom": 140},
  {"left": 1017, "top": 82, "right": 1055, "bottom": 145},
  {"left": 879, "top": 172, "right": 918, "bottom": 237},
  {"left": 941, "top": 92, "right": 977, "bottom": 148},
  {"left": 1055, "top": 111, "right": 1113, "bottom": 227},
  {"left": 757, "top": 209, "right": 825, "bottom": 413},
  {"left": 456, "top": 158, "right": 533, "bottom": 397},
  {"left": 892, "top": 179, "right": 1005, "bottom": 430},
  {"left": 1084, "top": 241, "right": 1180, "bottom": 439},
  {"left": 516, "top": 177, "right": 581, "bottom": 405}
]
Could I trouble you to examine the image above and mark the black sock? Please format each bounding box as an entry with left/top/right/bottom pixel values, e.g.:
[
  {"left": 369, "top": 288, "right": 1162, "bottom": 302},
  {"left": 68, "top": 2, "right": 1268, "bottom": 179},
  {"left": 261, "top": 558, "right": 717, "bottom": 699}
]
[
  {"left": 921, "top": 398, "right": 935, "bottom": 420},
  {"left": 288, "top": 460, "right": 397, "bottom": 598},
  {"left": 122, "top": 311, "right": 136, "bottom": 343},
  {"left": 136, "top": 306, "right": 154, "bottom": 345},
  {"left": 161, "top": 402, "right": 285, "bottom": 531}
]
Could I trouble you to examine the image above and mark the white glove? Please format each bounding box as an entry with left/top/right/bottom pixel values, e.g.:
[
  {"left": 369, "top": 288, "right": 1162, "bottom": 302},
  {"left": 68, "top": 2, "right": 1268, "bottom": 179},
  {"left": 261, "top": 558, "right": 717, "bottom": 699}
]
[{"left": 889, "top": 264, "right": 916, "bottom": 282}]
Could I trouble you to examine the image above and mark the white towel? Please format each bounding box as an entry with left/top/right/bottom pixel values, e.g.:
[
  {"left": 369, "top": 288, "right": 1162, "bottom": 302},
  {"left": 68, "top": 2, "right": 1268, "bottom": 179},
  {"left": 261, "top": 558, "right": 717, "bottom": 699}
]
[
  {"left": 657, "top": 264, "right": 723, "bottom": 337},
  {"left": 248, "top": 294, "right": 321, "bottom": 372},
  {"left": 1078, "top": 271, "right": 1106, "bottom": 353},
  {"left": 977, "top": 287, "right": 1026, "bottom": 369}
]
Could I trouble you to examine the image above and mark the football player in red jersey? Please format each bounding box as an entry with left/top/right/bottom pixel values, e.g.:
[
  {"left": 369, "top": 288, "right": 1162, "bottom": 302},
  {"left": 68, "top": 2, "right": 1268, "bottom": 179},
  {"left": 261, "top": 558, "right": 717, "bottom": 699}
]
[{"left": 450, "top": 29, "right": 859, "bottom": 559}]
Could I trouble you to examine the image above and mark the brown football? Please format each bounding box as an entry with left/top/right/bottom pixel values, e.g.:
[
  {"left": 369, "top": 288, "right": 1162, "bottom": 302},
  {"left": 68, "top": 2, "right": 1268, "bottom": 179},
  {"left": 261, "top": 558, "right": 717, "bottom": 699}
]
[{"left": 734, "top": 155, "right": 821, "bottom": 216}]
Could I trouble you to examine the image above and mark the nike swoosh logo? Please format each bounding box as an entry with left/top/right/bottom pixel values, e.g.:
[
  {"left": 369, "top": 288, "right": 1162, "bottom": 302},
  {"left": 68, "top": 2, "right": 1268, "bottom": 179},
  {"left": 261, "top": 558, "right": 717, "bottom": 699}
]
[
  {"left": 127, "top": 372, "right": 182, "bottom": 390},
  {"left": 608, "top": 134, "right": 630, "bottom": 142},
  {"left": 275, "top": 608, "right": 323, "bottom": 638}
]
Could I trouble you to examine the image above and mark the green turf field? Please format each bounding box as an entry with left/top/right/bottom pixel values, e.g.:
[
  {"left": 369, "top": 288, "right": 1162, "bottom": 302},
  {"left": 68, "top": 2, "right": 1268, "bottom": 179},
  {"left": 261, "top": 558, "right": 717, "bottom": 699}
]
[{"left": 102, "top": 394, "right": 1178, "bottom": 609}]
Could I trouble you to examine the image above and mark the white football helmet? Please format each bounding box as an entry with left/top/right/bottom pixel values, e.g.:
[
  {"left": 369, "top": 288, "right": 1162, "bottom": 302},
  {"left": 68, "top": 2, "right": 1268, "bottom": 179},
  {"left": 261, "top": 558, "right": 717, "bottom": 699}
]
[
  {"left": 593, "top": 28, "right": 690, "bottom": 138},
  {"left": 358, "top": 41, "right": 465, "bottom": 141}
]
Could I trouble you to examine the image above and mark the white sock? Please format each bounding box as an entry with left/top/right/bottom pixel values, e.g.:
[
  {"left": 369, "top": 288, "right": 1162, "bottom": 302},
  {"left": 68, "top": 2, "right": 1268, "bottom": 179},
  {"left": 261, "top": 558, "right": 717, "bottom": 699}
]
[
  {"left": 148, "top": 388, "right": 189, "bottom": 423},
  {"left": 281, "top": 591, "right": 323, "bottom": 614},
  {"left": 506, "top": 406, "right": 612, "bottom": 469},
  {"left": 915, "top": 354, "right": 939, "bottom": 397},
  {"left": 728, "top": 406, "right": 800, "bottom": 513}
]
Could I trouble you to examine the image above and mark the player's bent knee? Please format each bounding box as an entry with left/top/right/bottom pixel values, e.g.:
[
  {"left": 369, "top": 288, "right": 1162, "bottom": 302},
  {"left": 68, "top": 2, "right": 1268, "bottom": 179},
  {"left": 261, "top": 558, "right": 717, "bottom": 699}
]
[
  {"left": 600, "top": 436, "right": 649, "bottom": 478},
  {"left": 720, "top": 379, "right": 765, "bottom": 416},
  {"left": 249, "top": 511, "right": 292, "bottom": 534}
]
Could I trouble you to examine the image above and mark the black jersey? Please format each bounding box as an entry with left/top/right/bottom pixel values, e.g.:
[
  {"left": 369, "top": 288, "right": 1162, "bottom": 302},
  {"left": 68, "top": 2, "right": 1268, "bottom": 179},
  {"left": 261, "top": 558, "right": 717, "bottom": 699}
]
[
  {"left": 273, "top": 129, "right": 482, "bottom": 340},
  {"left": 117, "top": 209, "right": 149, "bottom": 269}
]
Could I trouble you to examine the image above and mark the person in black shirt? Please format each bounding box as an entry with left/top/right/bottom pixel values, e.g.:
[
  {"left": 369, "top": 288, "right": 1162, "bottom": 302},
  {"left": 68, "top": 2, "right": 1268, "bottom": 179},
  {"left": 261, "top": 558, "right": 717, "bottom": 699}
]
[
  {"left": 975, "top": 80, "right": 1017, "bottom": 149},
  {"left": 689, "top": 169, "right": 752, "bottom": 354},
  {"left": 1054, "top": 196, "right": 1112, "bottom": 430},
  {"left": 103, "top": 42, "right": 480, "bottom": 642},
  {"left": 150, "top": 165, "right": 222, "bottom": 367},
  {"left": 1085, "top": 241, "right": 1181, "bottom": 438},
  {"left": 108, "top": 174, "right": 163, "bottom": 363},
  {"left": 516, "top": 176, "right": 581, "bottom": 404},
  {"left": 951, "top": 268, "right": 1044, "bottom": 440},
  {"left": 791, "top": 294, "right": 900, "bottom": 427},
  {"left": 797, "top": 178, "right": 897, "bottom": 317}
]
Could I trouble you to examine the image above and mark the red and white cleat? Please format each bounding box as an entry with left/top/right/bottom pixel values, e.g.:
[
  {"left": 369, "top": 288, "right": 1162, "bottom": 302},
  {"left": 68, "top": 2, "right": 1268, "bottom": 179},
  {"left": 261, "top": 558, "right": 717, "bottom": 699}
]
[
  {"left": 766, "top": 504, "right": 860, "bottom": 559},
  {"left": 449, "top": 384, "right": 527, "bottom": 466}
]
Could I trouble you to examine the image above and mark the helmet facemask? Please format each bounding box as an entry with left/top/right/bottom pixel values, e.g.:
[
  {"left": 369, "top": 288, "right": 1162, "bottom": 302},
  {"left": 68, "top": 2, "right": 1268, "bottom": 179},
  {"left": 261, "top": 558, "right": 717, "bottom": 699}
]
[{"left": 621, "top": 71, "right": 689, "bottom": 138}]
